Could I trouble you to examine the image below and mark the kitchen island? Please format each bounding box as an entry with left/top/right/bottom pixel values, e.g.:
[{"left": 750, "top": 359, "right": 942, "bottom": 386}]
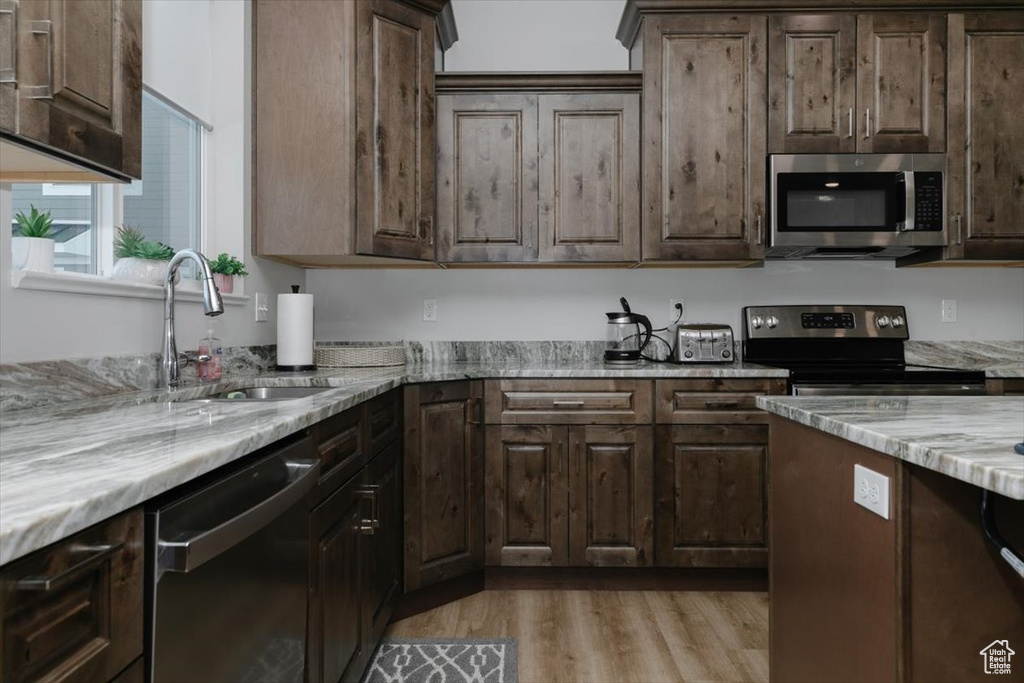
[{"left": 758, "top": 395, "right": 1024, "bottom": 683}]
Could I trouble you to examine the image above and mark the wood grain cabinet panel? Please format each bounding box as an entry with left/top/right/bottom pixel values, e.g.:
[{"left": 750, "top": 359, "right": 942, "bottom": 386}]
[
  {"left": 436, "top": 94, "right": 539, "bottom": 262},
  {"left": 403, "top": 381, "right": 484, "bottom": 591},
  {"left": 253, "top": 0, "right": 438, "bottom": 265},
  {"left": 538, "top": 94, "right": 640, "bottom": 262},
  {"left": 768, "top": 14, "right": 857, "bottom": 153},
  {"left": 484, "top": 425, "right": 569, "bottom": 566},
  {"left": 568, "top": 426, "right": 654, "bottom": 567},
  {"left": 946, "top": 12, "right": 1024, "bottom": 260},
  {"left": 768, "top": 13, "right": 945, "bottom": 154},
  {"left": 0, "top": 509, "right": 143, "bottom": 683},
  {"left": 0, "top": 0, "right": 141, "bottom": 180},
  {"left": 655, "top": 378, "right": 786, "bottom": 424},
  {"left": 655, "top": 425, "right": 768, "bottom": 568},
  {"left": 856, "top": 14, "right": 946, "bottom": 153},
  {"left": 642, "top": 14, "right": 767, "bottom": 261},
  {"left": 485, "top": 379, "right": 653, "bottom": 425}
]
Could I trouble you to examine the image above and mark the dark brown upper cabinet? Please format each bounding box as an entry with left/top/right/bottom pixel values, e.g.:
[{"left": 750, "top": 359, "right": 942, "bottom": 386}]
[
  {"left": 253, "top": 0, "right": 449, "bottom": 266},
  {"left": 0, "top": 0, "right": 142, "bottom": 182},
  {"left": 435, "top": 74, "right": 641, "bottom": 264},
  {"left": 768, "top": 13, "right": 946, "bottom": 154},
  {"left": 945, "top": 11, "right": 1024, "bottom": 261},
  {"left": 638, "top": 14, "right": 768, "bottom": 262}
]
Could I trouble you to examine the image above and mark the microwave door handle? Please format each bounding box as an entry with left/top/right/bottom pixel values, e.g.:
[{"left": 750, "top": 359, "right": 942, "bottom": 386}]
[{"left": 899, "top": 171, "right": 915, "bottom": 232}]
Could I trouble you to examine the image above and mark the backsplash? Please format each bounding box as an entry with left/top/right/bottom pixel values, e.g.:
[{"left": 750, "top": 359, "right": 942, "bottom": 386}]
[{"left": 0, "top": 345, "right": 275, "bottom": 413}]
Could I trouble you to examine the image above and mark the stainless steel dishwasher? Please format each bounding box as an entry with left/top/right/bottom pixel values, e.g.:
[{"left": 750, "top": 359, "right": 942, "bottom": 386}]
[{"left": 145, "top": 436, "right": 319, "bottom": 683}]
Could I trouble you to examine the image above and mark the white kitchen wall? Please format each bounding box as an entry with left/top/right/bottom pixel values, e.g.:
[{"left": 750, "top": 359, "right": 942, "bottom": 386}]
[
  {"left": 307, "top": 0, "right": 1024, "bottom": 344},
  {"left": 0, "top": 0, "right": 303, "bottom": 364}
]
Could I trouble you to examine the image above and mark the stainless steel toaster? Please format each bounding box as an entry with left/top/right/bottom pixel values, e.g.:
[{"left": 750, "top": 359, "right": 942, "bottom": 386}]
[{"left": 672, "top": 324, "right": 735, "bottom": 363}]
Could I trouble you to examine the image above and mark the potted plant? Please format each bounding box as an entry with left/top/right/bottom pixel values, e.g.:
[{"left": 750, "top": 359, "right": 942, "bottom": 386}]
[
  {"left": 111, "top": 225, "right": 176, "bottom": 286},
  {"left": 11, "top": 205, "right": 55, "bottom": 272},
  {"left": 208, "top": 252, "right": 248, "bottom": 294}
]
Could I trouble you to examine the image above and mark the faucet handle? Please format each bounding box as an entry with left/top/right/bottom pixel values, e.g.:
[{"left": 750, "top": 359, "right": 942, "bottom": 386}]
[{"left": 178, "top": 352, "right": 212, "bottom": 367}]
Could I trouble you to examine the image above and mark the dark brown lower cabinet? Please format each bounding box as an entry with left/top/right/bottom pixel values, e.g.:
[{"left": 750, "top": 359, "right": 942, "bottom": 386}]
[
  {"left": 654, "top": 424, "right": 768, "bottom": 568},
  {"left": 484, "top": 424, "right": 653, "bottom": 568},
  {"left": 0, "top": 509, "right": 143, "bottom": 683},
  {"left": 403, "top": 382, "right": 485, "bottom": 592}
]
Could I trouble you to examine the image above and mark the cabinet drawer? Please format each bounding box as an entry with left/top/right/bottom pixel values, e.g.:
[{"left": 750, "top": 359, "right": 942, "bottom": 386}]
[
  {"left": 311, "top": 406, "right": 366, "bottom": 501},
  {"left": 1, "top": 509, "right": 143, "bottom": 683},
  {"left": 485, "top": 380, "right": 653, "bottom": 424},
  {"left": 655, "top": 379, "right": 786, "bottom": 424},
  {"left": 366, "top": 389, "right": 402, "bottom": 456}
]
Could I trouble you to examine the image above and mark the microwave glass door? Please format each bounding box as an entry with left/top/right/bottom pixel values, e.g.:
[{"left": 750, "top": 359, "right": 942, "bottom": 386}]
[{"left": 777, "top": 173, "right": 903, "bottom": 233}]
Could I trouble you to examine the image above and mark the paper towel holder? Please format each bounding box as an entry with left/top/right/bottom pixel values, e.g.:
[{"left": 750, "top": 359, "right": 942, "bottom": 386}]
[{"left": 276, "top": 284, "right": 318, "bottom": 373}]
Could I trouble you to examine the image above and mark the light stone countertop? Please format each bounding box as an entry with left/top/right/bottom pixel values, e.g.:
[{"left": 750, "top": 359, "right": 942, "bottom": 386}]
[
  {"left": 757, "top": 395, "right": 1024, "bottom": 501},
  {"left": 0, "top": 360, "right": 786, "bottom": 565}
]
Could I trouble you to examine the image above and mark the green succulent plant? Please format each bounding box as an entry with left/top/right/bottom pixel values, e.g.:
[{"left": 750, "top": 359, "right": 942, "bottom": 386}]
[
  {"left": 13, "top": 204, "right": 54, "bottom": 238},
  {"left": 208, "top": 253, "right": 248, "bottom": 277},
  {"left": 114, "top": 225, "right": 175, "bottom": 261}
]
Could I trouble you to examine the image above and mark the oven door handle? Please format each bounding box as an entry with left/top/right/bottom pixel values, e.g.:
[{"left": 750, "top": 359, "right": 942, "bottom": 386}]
[
  {"left": 897, "top": 171, "right": 915, "bottom": 232},
  {"left": 157, "top": 458, "right": 320, "bottom": 574}
]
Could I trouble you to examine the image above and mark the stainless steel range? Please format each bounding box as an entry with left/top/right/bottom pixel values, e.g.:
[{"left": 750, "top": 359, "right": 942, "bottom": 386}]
[{"left": 741, "top": 304, "right": 987, "bottom": 396}]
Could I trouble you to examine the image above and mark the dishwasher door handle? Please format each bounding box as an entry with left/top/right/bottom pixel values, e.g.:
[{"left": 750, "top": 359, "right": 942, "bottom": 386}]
[{"left": 158, "top": 458, "right": 320, "bottom": 574}]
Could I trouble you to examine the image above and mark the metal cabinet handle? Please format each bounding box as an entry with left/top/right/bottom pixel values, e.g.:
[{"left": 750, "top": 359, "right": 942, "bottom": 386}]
[
  {"left": 358, "top": 484, "right": 381, "bottom": 535},
  {"left": 864, "top": 108, "right": 871, "bottom": 139},
  {"left": 17, "top": 542, "right": 124, "bottom": 591},
  {"left": 553, "top": 400, "right": 585, "bottom": 408},
  {"left": 847, "top": 107, "right": 853, "bottom": 139},
  {"left": 955, "top": 213, "right": 963, "bottom": 245},
  {"left": 574, "top": 442, "right": 581, "bottom": 476},
  {"left": 705, "top": 400, "right": 741, "bottom": 409},
  {"left": 23, "top": 19, "right": 52, "bottom": 99},
  {"left": 755, "top": 213, "right": 763, "bottom": 245},
  {"left": 158, "top": 459, "right": 320, "bottom": 573},
  {"left": 0, "top": 0, "right": 17, "bottom": 84}
]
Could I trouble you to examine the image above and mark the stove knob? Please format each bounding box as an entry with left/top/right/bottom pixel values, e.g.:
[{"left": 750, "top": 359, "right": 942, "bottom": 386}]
[
  {"left": 683, "top": 350, "right": 693, "bottom": 359},
  {"left": 766, "top": 316, "right": 779, "bottom": 329},
  {"left": 891, "top": 315, "right": 905, "bottom": 328},
  {"left": 722, "top": 349, "right": 732, "bottom": 359},
  {"left": 751, "top": 316, "right": 764, "bottom": 329},
  {"left": 876, "top": 315, "right": 891, "bottom": 328}
]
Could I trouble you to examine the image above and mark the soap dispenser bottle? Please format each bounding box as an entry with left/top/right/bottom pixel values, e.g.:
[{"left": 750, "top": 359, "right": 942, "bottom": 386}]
[{"left": 197, "top": 327, "right": 223, "bottom": 381}]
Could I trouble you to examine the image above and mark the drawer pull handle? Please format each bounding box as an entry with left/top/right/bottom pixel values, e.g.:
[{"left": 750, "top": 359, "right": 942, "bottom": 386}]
[
  {"left": 17, "top": 542, "right": 123, "bottom": 592},
  {"left": 552, "top": 400, "right": 586, "bottom": 408},
  {"left": 705, "top": 400, "right": 741, "bottom": 409}
]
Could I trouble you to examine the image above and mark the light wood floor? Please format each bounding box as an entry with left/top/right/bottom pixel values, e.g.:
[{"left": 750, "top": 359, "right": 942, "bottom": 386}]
[{"left": 385, "top": 590, "right": 768, "bottom": 683}]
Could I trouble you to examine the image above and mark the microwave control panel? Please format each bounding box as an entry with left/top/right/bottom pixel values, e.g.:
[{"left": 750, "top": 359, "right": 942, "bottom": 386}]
[{"left": 914, "top": 172, "right": 943, "bottom": 231}]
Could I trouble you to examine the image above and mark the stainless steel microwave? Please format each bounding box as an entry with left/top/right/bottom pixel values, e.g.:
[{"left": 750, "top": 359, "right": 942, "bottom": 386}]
[{"left": 766, "top": 154, "right": 947, "bottom": 259}]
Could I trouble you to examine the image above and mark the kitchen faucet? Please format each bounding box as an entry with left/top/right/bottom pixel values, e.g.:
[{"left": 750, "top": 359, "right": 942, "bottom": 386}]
[{"left": 161, "top": 249, "right": 224, "bottom": 388}]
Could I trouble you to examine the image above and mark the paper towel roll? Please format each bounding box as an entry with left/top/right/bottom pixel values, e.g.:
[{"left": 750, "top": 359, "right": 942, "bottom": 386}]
[{"left": 277, "top": 292, "right": 315, "bottom": 369}]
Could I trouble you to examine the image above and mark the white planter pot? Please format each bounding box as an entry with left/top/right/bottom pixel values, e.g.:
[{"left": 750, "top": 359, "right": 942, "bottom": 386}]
[
  {"left": 11, "top": 237, "right": 55, "bottom": 272},
  {"left": 111, "top": 257, "right": 174, "bottom": 287}
]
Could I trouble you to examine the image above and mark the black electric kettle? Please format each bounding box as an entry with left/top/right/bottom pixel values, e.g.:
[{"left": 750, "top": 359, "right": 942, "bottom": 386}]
[{"left": 605, "top": 297, "right": 653, "bottom": 364}]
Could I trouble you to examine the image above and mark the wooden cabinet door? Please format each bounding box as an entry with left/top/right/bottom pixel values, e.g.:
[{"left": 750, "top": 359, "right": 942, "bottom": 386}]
[
  {"left": 365, "top": 440, "right": 402, "bottom": 645},
  {"left": 946, "top": 12, "right": 1024, "bottom": 260},
  {"left": 3, "top": 0, "right": 141, "bottom": 180},
  {"left": 355, "top": 0, "right": 435, "bottom": 260},
  {"left": 308, "top": 475, "right": 370, "bottom": 683},
  {"left": 484, "top": 425, "right": 569, "bottom": 566},
  {"left": 538, "top": 93, "right": 640, "bottom": 262},
  {"left": 768, "top": 15, "right": 857, "bottom": 153},
  {"left": 567, "top": 425, "right": 653, "bottom": 567},
  {"left": 642, "top": 14, "right": 767, "bottom": 261},
  {"left": 856, "top": 14, "right": 946, "bottom": 153},
  {"left": 436, "top": 93, "right": 539, "bottom": 262},
  {"left": 655, "top": 425, "right": 768, "bottom": 568},
  {"left": 403, "top": 381, "right": 484, "bottom": 591}
]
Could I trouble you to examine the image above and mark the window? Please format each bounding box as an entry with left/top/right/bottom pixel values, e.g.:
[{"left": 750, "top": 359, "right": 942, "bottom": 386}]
[{"left": 9, "top": 89, "right": 208, "bottom": 278}]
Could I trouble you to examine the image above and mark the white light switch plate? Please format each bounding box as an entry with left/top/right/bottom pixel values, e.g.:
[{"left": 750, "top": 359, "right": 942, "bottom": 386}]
[
  {"left": 423, "top": 299, "right": 438, "bottom": 322},
  {"left": 854, "top": 464, "right": 890, "bottom": 519},
  {"left": 254, "top": 292, "right": 269, "bottom": 322}
]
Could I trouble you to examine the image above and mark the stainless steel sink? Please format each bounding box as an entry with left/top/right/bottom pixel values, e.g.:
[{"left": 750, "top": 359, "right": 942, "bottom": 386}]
[{"left": 191, "top": 387, "right": 331, "bottom": 402}]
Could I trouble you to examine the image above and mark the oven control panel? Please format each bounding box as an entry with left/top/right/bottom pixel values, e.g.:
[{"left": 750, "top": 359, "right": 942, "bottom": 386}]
[{"left": 743, "top": 305, "right": 909, "bottom": 340}]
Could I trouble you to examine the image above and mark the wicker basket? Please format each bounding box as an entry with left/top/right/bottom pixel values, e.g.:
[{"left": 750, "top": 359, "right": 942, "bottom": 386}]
[{"left": 314, "top": 344, "right": 405, "bottom": 368}]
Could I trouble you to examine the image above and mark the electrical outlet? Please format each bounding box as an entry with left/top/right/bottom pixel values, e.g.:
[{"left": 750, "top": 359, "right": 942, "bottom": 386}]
[
  {"left": 423, "top": 299, "right": 438, "bottom": 322},
  {"left": 670, "top": 299, "right": 685, "bottom": 323},
  {"left": 254, "top": 292, "right": 269, "bottom": 322},
  {"left": 853, "top": 464, "right": 890, "bottom": 519},
  {"left": 941, "top": 299, "right": 957, "bottom": 323}
]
